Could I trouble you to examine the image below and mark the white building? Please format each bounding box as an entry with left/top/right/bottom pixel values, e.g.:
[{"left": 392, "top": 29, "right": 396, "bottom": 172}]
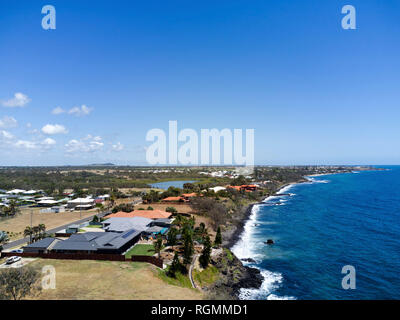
[{"left": 67, "top": 197, "right": 95, "bottom": 209}]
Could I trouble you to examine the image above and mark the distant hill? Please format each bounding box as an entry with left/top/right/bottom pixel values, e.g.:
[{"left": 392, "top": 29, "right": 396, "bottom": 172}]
[{"left": 88, "top": 163, "right": 115, "bottom": 166}]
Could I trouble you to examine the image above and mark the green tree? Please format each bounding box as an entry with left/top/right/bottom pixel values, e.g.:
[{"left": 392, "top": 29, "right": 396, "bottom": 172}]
[
  {"left": 153, "top": 235, "right": 163, "bottom": 258},
  {"left": 167, "top": 227, "right": 178, "bottom": 248},
  {"left": 166, "top": 207, "right": 177, "bottom": 215},
  {"left": 183, "top": 228, "right": 194, "bottom": 266},
  {"left": 0, "top": 266, "right": 42, "bottom": 300},
  {"left": 214, "top": 226, "right": 222, "bottom": 247},
  {"left": 167, "top": 252, "right": 181, "bottom": 278},
  {"left": 23, "top": 226, "right": 33, "bottom": 244},
  {"left": 38, "top": 224, "right": 46, "bottom": 240},
  {"left": 0, "top": 231, "right": 9, "bottom": 252},
  {"left": 199, "top": 235, "right": 212, "bottom": 268},
  {"left": 7, "top": 200, "right": 20, "bottom": 216}
]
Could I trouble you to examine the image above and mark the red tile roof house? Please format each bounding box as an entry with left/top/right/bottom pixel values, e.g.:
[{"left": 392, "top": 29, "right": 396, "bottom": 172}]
[
  {"left": 106, "top": 210, "right": 172, "bottom": 220},
  {"left": 161, "top": 196, "right": 186, "bottom": 203},
  {"left": 227, "top": 185, "right": 258, "bottom": 192},
  {"left": 161, "top": 193, "right": 198, "bottom": 203}
]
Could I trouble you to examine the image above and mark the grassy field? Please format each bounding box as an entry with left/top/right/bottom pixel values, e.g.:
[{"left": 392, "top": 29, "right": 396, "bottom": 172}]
[
  {"left": 158, "top": 270, "right": 194, "bottom": 289},
  {"left": 0, "top": 208, "right": 98, "bottom": 240},
  {"left": 193, "top": 266, "right": 219, "bottom": 286},
  {"left": 28, "top": 259, "right": 203, "bottom": 300},
  {"left": 125, "top": 244, "right": 155, "bottom": 258}
]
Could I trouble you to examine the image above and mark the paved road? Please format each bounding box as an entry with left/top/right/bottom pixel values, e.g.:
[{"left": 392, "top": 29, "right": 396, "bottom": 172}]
[
  {"left": 2, "top": 210, "right": 110, "bottom": 250},
  {"left": 189, "top": 254, "right": 200, "bottom": 289}
]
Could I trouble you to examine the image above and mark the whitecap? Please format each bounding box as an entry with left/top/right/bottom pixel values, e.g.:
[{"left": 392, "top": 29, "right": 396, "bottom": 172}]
[{"left": 238, "top": 269, "right": 295, "bottom": 300}]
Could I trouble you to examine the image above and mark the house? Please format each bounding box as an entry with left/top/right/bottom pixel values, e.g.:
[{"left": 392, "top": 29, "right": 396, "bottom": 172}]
[
  {"left": 67, "top": 197, "right": 95, "bottom": 209},
  {"left": 40, "top": 206, "right": 66, "bottom": 214},
  {"left": 161, "top": 196, "right": 185, "bottom": 203},
  {"left": 106, "top": 209, "right": 172, "bottom": 220},
  {"left": 37, "top": 200, "right": 59, "bottom": 207},
  {"left": 150, "top": 218, "right": 172, "bottom": 228},
  {"left": 66, "top": 224, "right": 80, "bottom": 234},
  {"left": 6, "top": 189, "right": 26, "bottom": 194},
  {"left": 23, "top": 237, "right": 59, "bottom": 253},
  {"left": 182, "top": 193, "right": 197, "bottom": 200},
  {"left": 51, "top": 230, "right": 142, "bottom": 254},
  {"left": 227, "top": 185, "right": 258, "bottom": 192},
  {"left": 208, "top": 186, "right": 226, "bottom": 193},
  {"left": 102, "top": 217, "right": 152, "bottom": 233}
]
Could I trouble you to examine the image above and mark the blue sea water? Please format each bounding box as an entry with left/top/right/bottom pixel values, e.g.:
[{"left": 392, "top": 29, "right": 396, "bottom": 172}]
[{"left": 231, "top": 166, "right": 400, "bottom": 300}]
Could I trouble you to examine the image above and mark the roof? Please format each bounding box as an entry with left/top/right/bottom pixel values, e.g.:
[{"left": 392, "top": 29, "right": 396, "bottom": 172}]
[
  {"left": 102, "top": 217, "right": 152, "bottom": 232},
  {"left": 154, "top": 218, "right": 172, "bottom": 224},
  {"left": 37, "top": 200, "right": 59, "bottom": 205},
  {"left": 162, "top": 196, "right": 183, "bottom": 202},
  {"left": 52, "top": 230, "right": 141, "bottom": 252},
  {"left": 182, "top": 193, "right": 197, "bottom": 197},
  {"left": 23, "top": 237, "right": 57, "bottom": 249},
  {"left": 67, "top": 224, "right": 80, "bottom": 229},
  {"left": 106, "top": 210, "right": 172, "bottom": 220},
  {"left": 68, "top": 197, "right": 94, "bottom": 204}
]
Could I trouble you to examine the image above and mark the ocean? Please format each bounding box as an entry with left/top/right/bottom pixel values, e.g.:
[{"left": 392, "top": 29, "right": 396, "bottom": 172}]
[{"left": 231, "top": 166, "right": 400, "bottom": 300}]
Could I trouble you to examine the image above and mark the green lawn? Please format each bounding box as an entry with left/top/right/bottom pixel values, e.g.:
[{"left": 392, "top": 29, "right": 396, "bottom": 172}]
[
  {"left": 125, "top": 244, "right": 156, "bottom": 258},
  {"left": 158, "top": 270, "right": 194, "bottom": 289},
  {"left": 85, "top": 224, "right": 102, "bottom": 228},
  {"left": 193, "top": 266, "right": 219, "bottom": 286}
]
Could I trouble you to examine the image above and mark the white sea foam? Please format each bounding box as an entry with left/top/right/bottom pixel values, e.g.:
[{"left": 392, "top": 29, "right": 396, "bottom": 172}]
[
  {"left": 276, "top": 184, "right": 296, "bottom": 194},
  {"left": 238, "top": 269, "right": 296, "bottom": 300},
  {"left": 306, "top": 176, "right": 330, "bottom": 184},
  {"left": 231, "top": 205, "right": 261, "bottom": 260}
]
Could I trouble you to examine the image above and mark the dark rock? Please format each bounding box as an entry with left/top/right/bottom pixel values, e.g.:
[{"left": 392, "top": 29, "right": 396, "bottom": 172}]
[
  {"left": 265, "top": 239, "right": 274, "bottom": 245},
  {"left": 241, "top": 258, "right": 256, "bottom": 263}
]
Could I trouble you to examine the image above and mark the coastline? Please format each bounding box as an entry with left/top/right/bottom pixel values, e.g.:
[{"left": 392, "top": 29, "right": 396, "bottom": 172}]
[
  {"left": 222, "top": 168, "right": 377, "bottom": 299},
  {"left": 221, "top": 178, "right": 313, "bottom": 299}
]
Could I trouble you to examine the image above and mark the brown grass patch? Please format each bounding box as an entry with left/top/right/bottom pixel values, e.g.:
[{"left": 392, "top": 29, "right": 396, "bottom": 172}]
[{"left": 28, "top": 259, "right": 202, "bottom": 300}]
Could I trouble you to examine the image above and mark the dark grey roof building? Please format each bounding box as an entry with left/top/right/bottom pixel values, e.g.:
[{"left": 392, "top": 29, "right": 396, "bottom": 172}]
[
  {"left": 23, "top": 237, "right": 59, "bottom": 253},
  {"left": 51, "top": 230, "right": 142, "bottom": 254}
]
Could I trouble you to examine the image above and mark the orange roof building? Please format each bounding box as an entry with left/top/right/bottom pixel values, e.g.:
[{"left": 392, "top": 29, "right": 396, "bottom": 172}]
[
  {"left": 182, "top": 193, "right": 197, "bottom": 198},
  {"left": 106, "top": 209, "right": 172, "bottom": 220},
  {"left": 162, "top": 196, "right": 185, "bottom": 202}
]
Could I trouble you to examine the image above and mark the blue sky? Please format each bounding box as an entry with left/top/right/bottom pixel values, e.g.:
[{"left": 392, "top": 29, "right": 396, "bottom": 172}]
[{"left": 0, "top": 0, "right": 399, "bottom": 166}]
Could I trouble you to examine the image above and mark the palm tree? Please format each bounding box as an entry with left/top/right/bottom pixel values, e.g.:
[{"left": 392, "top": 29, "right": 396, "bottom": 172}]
[
  {"left": 38, "top": 224, "right": 46, "bottom": 239},
  {"left": 32, "top": 226, "right": 40, "bottom": 242},
  {"left": 24, "top": 226, "right": 33, "bottom": 244}
]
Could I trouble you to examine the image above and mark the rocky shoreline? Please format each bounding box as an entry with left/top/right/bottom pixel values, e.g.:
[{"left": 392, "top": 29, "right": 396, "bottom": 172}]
[{"left": 219, "top": 180, "right": 308, "bottom": 299}]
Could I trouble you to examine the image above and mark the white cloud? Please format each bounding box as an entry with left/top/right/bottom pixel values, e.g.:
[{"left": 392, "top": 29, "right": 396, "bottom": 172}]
[
  {"left": 52, "top": 106, "right": 65, "bottom": 115},
  {"left": 65, "top": 135, "right": 104, "bottom": 153},
  {"left": 41, "top": 138, "right": 56, "bottom": 149},
  {"left": 15, "top": 140, "right": 37, "bottom": 149},
  {"left": 112, "top": 142, "right": 124, "bottom": 151},
  {"left": 0, "top": 116, "right": 18, "bottom": 129},
  {"left": 0, "top": 130, "right": 14, "bottom": 140},
  {"left": 68, "top": 105, "right": 93, "bottom": 117},
  {"left": 1, "top": 92, "right": 31, "bottom": 107},
  {"left": 41, "top": 124, "right": 68, "bottom": 135}
]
